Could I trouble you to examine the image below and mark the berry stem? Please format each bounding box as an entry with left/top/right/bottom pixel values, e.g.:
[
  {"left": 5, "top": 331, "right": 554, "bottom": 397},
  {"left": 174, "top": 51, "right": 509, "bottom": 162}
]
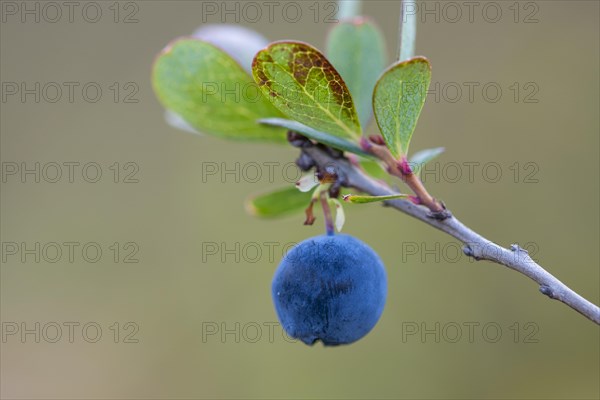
[{"left": 319, "top": 191, "right": 335, "bottom": 236}]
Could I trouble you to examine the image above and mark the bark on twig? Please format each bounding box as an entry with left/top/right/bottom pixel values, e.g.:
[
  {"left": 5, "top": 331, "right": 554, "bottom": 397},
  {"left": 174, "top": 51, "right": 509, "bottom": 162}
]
[{"left": 302, "top": 145, "right": 600, "bottom": 325}]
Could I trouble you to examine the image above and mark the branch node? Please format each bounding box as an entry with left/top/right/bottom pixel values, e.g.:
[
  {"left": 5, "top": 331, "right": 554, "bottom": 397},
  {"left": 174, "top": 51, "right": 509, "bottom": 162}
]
[
  {"left": 539, "top": 285, "right": 556, "bottom": 299},
  {"left": 510, "top": 243, "right": 536, "bottom": 265},
  {"left": 427, "top": 207, "right": 452, "bottom": 220},
  {"left": 463, "top": 245, "right": 482, "bottom": 261},
  {"left": 510, "top": 244, "right": 529, "bottom": 254}
]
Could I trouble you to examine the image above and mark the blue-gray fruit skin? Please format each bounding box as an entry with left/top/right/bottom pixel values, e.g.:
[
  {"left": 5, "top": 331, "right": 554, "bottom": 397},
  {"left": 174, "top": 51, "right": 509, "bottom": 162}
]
[{"left": 272, "top": 234, "right": 387, "bottom": 346}]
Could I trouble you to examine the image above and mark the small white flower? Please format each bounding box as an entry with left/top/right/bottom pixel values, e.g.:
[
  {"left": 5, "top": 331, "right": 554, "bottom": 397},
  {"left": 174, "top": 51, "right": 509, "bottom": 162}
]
[{"left": 296, "top": 174, "right": 319, "bottom": 192}]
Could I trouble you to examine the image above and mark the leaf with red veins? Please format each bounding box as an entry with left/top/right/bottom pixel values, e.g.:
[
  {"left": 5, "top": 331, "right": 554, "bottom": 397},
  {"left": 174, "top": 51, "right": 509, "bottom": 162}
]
[{"left": 252, "top": 41, "right": 362, "bottom": 140}]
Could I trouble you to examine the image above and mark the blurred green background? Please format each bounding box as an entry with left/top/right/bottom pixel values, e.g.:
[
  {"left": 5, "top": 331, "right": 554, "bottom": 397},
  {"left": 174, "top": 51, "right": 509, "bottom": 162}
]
[{"left": 1, "top": 1, "right": 598, "bottom": 399}]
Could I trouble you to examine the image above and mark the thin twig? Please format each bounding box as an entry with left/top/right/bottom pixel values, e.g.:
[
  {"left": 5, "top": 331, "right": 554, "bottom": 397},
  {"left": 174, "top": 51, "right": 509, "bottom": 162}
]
[
  {"left": 398, "top": 0, "right": 417, "bottom": 61},
  {"left": 361, "top": 138, "right": 447, "bottom": 215},
  {"left": 337, "top": 0, "right": 362, "bottom": 20},
  {"left": 302, "top": 145, "right": 600, "bottom": 325}
]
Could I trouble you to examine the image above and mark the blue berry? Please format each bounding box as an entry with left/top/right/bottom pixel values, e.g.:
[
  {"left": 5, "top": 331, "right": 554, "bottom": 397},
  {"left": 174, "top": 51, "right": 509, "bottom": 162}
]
[{"left": 272, "top": 234, "right": 387, "bottom": 346}]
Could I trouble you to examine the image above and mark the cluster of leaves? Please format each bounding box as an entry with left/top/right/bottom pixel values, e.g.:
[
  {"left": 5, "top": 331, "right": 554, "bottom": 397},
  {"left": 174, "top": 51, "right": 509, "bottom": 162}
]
[{"left": 152, "top": 19, "right": 444, "bottom": 229}]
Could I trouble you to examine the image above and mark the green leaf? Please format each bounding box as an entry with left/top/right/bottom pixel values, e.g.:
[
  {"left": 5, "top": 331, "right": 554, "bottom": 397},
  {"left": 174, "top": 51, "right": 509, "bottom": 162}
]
[
  {"left": 343, "top": 193, "right": 409, "bottom": 204},
  {"left": 326, "top": 18, "right": 386, "bottom": 129},
  {"left": 252, "top": 41, "right": 362, "bottom": 140},
  {"left": 259, "top": 118, "right": 373, "bottom": 158},
  {"left": 152, "top": 38, "right": 286, "bottom": 142},
  {"left": 373, "top": 56, "right": 432, "bottom": 158},
  {"left": 245, "top": 186, "right": 312, "bottom": 218},
  {"left": 409, "top": 147, "right": 445, "bottom": 175}
]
